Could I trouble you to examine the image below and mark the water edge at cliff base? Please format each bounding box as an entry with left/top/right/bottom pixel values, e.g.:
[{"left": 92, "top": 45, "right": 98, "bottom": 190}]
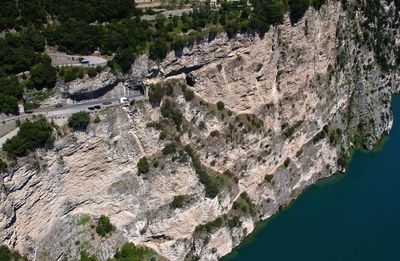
[{"left": 223, "top": 95, "right": 400, "bottom": 261}]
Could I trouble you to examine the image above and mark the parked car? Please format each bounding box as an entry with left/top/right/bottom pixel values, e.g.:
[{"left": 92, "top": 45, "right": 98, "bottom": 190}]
[
  {"left": 88, "top": 106, "right": 95, "bottom": 110},
  {"left": 94, "top": 105, "right": 101, "bottom": 110}
]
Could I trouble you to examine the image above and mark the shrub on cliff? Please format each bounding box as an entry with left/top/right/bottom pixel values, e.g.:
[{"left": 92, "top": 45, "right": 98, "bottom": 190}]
[
  {"left": 68, "top": 111, "right": 90, "bottom": 131},
  {"left": 217, "top": 101, "right": 225, "bottom": 110},
  {"left": 184, "top": 145, "right": 221, "bottom": 198},
  {"left": 162, "top": 143, "right": 177, "bottom": 155},
  {"left": 0, "top": 159, "right": 7, "bottom": 172},
  {"left": 210, "top": 130, "right": 220, "bottom": 137},
  {"left": 149, "top": 39, "right": 169, "bottom": 61},
  {"left": 181, "top": 85, "right": 195, "bottom": 101},
  {"left": 288, "top": 0, "right": 311, "bottom": 24},
  {"left": 80, "top": 251, "right": 98, "bottom": 261},
  {"left": 0, "top": 245, "right": 27, "bottom": 261},
  {"left": 161, "top": 99, "right": 183, "bottom": 130},
  {"left": 96, "top": 215, "right": 113, "bottom": 237},
  {"left": 2, "top": 117, "right": 54, "bottom": 157},
  {"left": 137, "top": 157, "right": 150, "bottom": 174},
  {"left": 148, "top": 84, "right": 164, "bottom": 107},
  {"left": 113, "top": 243, "right": 161, "bottom": 261},
  {"left": 87, "top": 68, "right": 97, "bottom": 78},
  {"left": 61, "top": 67, "right": 84, "bottom": 83},
  {"left": 170, "top": 195, "right": 187, "bottom": 209}
]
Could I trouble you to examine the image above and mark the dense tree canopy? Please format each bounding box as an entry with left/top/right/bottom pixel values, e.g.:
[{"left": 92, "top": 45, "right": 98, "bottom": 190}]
[
  {"left": 149, "top": 39, "right": 170, "bottom": 61},
  {"left": 0, "top": 75, "right": 23, "bottom": 114},
  {"left": 0, "top": 0, "right": 136, "bottom": 30},
  {"left": 48, "top": 0, "right": 136, "bottom": 23},
  {"left": 30, "top": 62, "right": 57, "bottom": 90},
  {"left": 0, "top": 0, "right": 344, "bottom": 114},
  {"left": 47, "top": 19, "right": 102, "bottom": 55},
  {"left": 2, "top": 117, "right": 54, "bottom": 157}
]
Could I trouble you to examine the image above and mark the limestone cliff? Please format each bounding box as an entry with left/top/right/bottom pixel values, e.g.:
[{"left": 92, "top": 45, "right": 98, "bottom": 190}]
[{"left": 1, "top": 0, "right": 399, "bottom": 260}]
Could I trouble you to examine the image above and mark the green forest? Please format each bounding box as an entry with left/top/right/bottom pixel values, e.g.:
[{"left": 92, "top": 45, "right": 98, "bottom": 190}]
[
  {"left": 2, "top": 0, "right": 396, "bottom": 115},
  {"left": 1, "top": 0, "right": 321, "bottom": 115}
]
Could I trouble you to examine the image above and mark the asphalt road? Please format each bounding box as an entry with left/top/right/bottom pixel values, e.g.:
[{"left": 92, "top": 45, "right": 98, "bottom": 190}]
[
  {"left": 2, "top": 93, "right": 145, "bottom": 123},
  {"left": 141, "top": 8, "right": 193, "bottom": 21}
]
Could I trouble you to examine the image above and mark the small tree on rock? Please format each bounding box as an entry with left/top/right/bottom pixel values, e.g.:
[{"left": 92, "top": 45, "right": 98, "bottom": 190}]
[
  {"left": 137, "top": 157, "right": 150, "bottom": 174},
  {"left": 96, "top": 215, "right": 113, "bottom": 237},
  {"left": 68, "top": 111, "right": 90, "bottom": 131},
  {"left": 216, "top": 101, "right": 225, "bottom": 110}
]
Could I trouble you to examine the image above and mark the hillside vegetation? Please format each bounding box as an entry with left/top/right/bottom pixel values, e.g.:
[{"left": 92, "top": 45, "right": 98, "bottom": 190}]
[{"left": 0, "top": 0, "right": 329, "bottom": 114}]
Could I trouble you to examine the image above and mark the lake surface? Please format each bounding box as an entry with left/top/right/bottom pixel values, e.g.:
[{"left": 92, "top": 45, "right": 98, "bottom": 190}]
[{"left": 223, "top": 95, "right": 400, "bottom": 261}]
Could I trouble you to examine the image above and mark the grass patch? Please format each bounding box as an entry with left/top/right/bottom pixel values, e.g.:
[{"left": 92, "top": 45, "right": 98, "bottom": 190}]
[{"left": 76, "top": 215, "right": 90, "bottom": 226}]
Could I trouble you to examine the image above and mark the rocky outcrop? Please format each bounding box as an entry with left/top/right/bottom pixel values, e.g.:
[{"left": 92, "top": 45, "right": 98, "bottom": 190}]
[
  {"left": 66, "top": 70, "right": 120, "bottom": 101},
  {"left": 1, "top": 0, "right": 399, "bottom": 260}
]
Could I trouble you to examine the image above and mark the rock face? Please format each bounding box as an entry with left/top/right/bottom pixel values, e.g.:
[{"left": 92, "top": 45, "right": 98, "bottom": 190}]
[
  {"left": 66, "top": 70, "right": 120, "bottom": 101},
  {"left": 1, "top": 0, "right": 399, "bottom": 260}
]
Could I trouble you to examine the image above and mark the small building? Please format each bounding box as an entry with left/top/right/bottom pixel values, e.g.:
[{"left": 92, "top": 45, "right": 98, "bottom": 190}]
[{"left": 93, "top": 50, "right": 101, "bottom": 56}]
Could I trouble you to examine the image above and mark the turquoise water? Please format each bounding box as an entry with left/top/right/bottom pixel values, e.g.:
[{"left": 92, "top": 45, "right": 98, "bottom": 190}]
[{"left": 223, "top": 95, "right": 400, "bottom": 261}]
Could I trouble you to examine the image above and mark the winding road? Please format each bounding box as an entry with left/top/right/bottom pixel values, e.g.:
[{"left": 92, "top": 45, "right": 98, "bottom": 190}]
[
  {"left": 3, "top": 93, "right": 144, "bottom": 123},
  {"left": 0, "top": 93, "right": 146, "bottom": 145}
]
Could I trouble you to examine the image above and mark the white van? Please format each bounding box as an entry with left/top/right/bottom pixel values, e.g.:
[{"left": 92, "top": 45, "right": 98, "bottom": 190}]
[{"left": 120, "top": 97, "right": 129, "bottom": 104}]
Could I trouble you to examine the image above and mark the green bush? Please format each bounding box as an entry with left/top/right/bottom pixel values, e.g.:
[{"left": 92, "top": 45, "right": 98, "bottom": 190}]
[
  {"left": 113, "top": 242, "right": 161, "bottom": 261},
  {"left": 114, "top": 48, "right": 136, "bottom": 73},
  {"left": 182, "top": 85, "right": 195, "bottom": 101},
  {"left": 0, "top": 159, "right": 7, "bottom": 172},
  {"left": 159, "top": 131, "right": 167, "bottom": 140},
  {"left": 96, "top": 215, "right": 113, "bottom": 237},
  {"left": 80, "top": 251, "right": 98, "bottom": 261},
  {"left": 87, "top": 68, "right": 97, "bottom": 78},
  {"left": 170, "top": 195, "right": 187, "bottom": 209},
  {"left": 68, "top": 111, "right": 90, "bottom": 131},
  {"left": 2, "top": 117, "right": 54, "bottom": 157},
  {"left": 162, "top": 143, "right": 177, "bottom": 155},
  {"left": 184, "top": 145, "right": 220, "bottom": 198},
  {"left": 227, "top": 216, "right": 241, "bottom": 228},
  {"left": 148, "top": 84, "right": 164, "bottom": 107},
  {"left": 198, "top": 121, "right": 206, "bottom": 130},
  {"left": 137, "top": 157, "right": 150, "bottom": 174},
  {"left": 210, "top": 130, "right": 220, "bottom": 137},
  {"left": 337, "top": 152, "right": 349, "bottom": 168},
  {"left": 216, "top": 101, "right": 225, "bottom": 110},
  {"left": 161, "top": 99, "right": 183, "bottom": 130},
  {"left": 62, "top": 67, "right": 84, "bottom": 83},
  {"left": 76, "top": 215, "right": 91, "bottom": 226},
  {"left": 288, "top": 0, "right": 310, "bottom": 24},
  {"left": 0, "top": 245, "right": 27, "bottom": 261},
  {"left": 195, "top": 217, "right": 224, "bottom": 234},
  {"left": 149, "top": 39, "right": 169, "bottom": 61}
]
